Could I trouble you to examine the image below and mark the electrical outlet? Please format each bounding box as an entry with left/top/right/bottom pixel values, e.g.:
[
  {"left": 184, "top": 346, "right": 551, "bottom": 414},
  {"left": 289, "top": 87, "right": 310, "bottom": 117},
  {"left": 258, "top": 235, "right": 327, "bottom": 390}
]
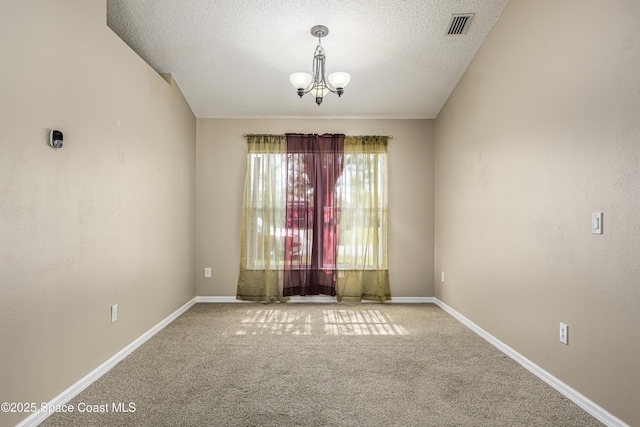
[
  {"left": 441, "top": 272, "right": 445, "bottom": 283},
  {"left": 559, "top": 323, "right": 568, "bottom": 345},
  {"left": 204, "top": 268, "right": 212, "bottom": 278},
  {"left": 111, "top": 304, "right": 118, "bottom": 323}
]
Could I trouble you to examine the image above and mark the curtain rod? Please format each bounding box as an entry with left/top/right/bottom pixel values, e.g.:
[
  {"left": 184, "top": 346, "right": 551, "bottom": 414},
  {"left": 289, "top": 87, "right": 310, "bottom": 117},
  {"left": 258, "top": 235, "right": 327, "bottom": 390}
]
[{"left": 242, "top": 133, "right": 393, "bottom": 139}]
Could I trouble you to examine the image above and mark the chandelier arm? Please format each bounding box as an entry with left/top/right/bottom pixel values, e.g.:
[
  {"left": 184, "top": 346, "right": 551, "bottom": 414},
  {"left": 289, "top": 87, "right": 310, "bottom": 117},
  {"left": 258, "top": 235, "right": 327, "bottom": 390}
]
[
  {"left": 323, "top": 67, "right": 338, "bottom": 92},
  {"left": 314, "top": 54, "right": 322, "bottom": 87},
  {"left": 319, "top": 55, "right": 338, "bottom": 93},
  {"left": 318, "top": 52, "right": 338, "bottom": 92},
  {"left": 297, "top": 86, "right": 316, "bottom": 96},
  {"left": 312, "top": 46, "right": 320, "bottom": 74}
]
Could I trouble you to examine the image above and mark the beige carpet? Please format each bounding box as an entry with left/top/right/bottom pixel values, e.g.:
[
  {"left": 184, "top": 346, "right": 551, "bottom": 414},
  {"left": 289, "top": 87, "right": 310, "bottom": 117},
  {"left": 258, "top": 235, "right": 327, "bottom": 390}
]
[{"left": 41, "top": 304, "right": 603, "bottom": 426}]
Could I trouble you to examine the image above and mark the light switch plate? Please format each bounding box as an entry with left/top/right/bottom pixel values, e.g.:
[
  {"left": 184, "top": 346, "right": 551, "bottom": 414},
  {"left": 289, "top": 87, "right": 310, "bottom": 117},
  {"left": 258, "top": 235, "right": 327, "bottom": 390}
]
[
  {"left": 204, "top": 268, "right": 212, "bottom": 278},
  {"left": 592, "top": 212, "right": 603, "bottom": 234}
]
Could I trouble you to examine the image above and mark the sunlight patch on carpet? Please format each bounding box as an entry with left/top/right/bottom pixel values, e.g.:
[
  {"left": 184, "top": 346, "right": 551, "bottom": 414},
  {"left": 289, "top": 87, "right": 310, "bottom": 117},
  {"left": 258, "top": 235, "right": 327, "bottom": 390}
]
[
  {"left": 234, "top": 308, "right": 408, "bottom": 336},
  {"left": 236, "top": 309, "right": 312, "bottom": 335},
  {"left": 323, "top": 309, "right": 408, "bottom": 336}
]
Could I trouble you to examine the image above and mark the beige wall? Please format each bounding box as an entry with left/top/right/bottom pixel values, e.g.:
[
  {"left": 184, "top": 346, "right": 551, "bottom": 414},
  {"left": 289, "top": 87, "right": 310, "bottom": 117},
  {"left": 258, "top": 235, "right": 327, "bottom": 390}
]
[
  {"left": 196, "top": 119, "right": 434, "bottom": 298},
  {"left": 434, "top": 0, "right": 640, "bottom": 425},
  {"left": 0, "top": 2, "right": 196, "bottom": 426}
]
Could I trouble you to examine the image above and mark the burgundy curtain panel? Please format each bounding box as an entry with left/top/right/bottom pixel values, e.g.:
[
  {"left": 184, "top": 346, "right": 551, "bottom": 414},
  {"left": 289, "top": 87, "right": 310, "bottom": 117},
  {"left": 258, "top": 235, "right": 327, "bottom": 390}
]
[{"left": 283, "top": 134, "right": 345, "bottom": 296}]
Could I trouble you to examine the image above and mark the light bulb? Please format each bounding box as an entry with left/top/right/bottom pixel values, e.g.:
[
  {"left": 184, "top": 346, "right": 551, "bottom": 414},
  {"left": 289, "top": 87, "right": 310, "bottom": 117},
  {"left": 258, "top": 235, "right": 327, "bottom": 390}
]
[{"left": 310, "top": 86, "right": 330, "bottom": 97}]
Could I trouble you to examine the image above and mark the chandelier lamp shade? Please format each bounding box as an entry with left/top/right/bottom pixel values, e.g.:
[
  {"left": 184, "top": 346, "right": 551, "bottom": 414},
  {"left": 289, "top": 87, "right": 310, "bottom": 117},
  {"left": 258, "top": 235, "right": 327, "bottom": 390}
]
[{"left": 290, "top": 25, "right": 351, "bottom": 106}]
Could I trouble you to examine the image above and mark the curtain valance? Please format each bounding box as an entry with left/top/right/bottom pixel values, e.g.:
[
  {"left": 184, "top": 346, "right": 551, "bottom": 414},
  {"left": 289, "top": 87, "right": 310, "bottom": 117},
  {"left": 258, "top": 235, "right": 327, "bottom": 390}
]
[{"left": 244, "top": 134, "right": 389, "bottom": 152}]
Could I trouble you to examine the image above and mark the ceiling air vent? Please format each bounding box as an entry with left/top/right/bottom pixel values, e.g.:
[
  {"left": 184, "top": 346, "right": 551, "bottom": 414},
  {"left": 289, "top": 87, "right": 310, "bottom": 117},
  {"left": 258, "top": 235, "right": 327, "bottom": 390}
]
[{"left": 447, "top": 13, "right": 475, "bottom": 35}]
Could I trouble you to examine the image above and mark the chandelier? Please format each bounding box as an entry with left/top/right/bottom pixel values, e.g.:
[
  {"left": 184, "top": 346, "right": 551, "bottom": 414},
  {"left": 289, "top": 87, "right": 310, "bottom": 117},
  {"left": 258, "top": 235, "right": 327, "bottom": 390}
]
[{"left": 289, "top": 25, "right": 351, "bottom": 106}]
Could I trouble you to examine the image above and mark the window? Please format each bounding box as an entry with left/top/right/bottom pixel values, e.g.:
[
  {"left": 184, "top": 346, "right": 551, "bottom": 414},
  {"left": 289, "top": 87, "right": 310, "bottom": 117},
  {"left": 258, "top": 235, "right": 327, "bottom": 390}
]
[
  {"left": 244, "top": 152, "right": 287, "bottom": 270},
  {"left": 336, "top": 151, "right": 388, "bottom": 270}
]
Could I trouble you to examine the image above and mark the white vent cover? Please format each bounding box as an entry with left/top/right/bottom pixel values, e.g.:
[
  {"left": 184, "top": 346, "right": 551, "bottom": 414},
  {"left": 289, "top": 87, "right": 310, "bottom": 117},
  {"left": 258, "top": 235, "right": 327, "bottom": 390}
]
[{"left": 447, "top": 13, "right": 475, "bottom": 35}]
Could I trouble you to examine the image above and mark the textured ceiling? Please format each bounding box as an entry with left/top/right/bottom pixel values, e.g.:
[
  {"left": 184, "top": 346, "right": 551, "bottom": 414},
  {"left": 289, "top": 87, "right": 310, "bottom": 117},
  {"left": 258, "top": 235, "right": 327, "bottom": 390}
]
[{"left": 106, "top": 0, "right": 508, "bottom": 119}]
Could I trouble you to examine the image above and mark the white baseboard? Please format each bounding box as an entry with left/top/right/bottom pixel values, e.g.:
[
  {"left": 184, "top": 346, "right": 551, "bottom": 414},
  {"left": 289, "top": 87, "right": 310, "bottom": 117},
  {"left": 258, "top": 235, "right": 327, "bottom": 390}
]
[
  {"left": 196, "top": 296, "right": 249, "bottom": 303},
  {"left": 17, "top": 298, "right": 197, "bottom": 427},
  {"left": 433, "top": 298, "right": 629, "bottom": 427},
  {"left": 196, "top": 296, "right": 435, "bottom": 304},
  {"left": 388, "top": 297, "right": 435, "bottom": 303}
]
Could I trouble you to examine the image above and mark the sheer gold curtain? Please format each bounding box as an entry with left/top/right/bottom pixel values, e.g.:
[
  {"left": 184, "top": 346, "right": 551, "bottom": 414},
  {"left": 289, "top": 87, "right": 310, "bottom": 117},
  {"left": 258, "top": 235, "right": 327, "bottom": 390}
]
[
  {"left": 336, "top": 136, "right": 390, "bottom": 302},
  {"left": 236, "top": 135, "right": 289, "bottom": 303}
]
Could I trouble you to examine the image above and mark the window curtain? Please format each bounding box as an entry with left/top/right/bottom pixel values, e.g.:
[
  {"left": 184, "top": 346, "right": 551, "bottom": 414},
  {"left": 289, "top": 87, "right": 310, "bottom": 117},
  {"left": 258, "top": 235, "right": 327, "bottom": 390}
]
[
  {"left": 335, "top": 136, "right": 390, "bottom": 302},
  {"left": 236, "top": 135, "right": 289, "bottom": 303},
  {"left": 283, "top": 133, "right": 345, "bottom": 297},
  {"left": 236, "top": 134, "right": 390, "bottom": 303}
]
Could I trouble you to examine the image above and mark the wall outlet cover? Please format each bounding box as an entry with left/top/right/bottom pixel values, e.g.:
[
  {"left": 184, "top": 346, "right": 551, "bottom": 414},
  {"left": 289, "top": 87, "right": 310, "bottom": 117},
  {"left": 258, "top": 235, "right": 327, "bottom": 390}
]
[{"left": 559, "top": 322, "right": 568, "bottom": 345}]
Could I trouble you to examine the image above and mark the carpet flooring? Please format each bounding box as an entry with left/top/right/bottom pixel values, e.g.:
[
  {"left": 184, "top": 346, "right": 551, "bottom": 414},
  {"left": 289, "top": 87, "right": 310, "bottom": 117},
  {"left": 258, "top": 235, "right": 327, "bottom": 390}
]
[{"left": 40, "top": 303, "right": 603, "bottom": 426}]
